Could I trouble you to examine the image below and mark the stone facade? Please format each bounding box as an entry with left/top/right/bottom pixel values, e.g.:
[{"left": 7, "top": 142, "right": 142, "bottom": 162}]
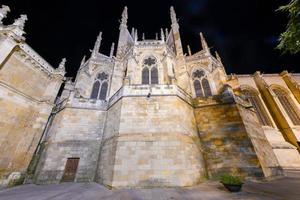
[
  {"left": 0, "top": 8, "right": 64, "bottom": 186},
  {"left": 0, "top": 5, "right": 300, "bottom": 188}
]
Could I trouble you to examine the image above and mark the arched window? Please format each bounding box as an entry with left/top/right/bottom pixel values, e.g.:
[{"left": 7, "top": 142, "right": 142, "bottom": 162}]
[
  {"left": 272, "top": 87, "right": 300, "bottom": 125},
  {"left": 202, "top": 78, "right": 212, "bottom": 96},
  {"left": 192, "top": 69, "right": 212, "bottom": 97},
  {"left": 194, "top": 80, "right": 203, "bottom": 97},
  {"left": 90, "top": 72, "right": 109, "bottom": 100},
  {"left": 99, "top": 81, "right": 108, "bottom": 100},
  {"left": 142, "top": 56, "right": 158, "bottom": 84},
  {"left": 242, "top": 88, "right": 273, "bottom": 127},
  {"left": 91, "top": 81, "right": 100, "bottom": 99},
  {"left": 142, "top": 67, "right": 149, "bottom": 84},
  {"left": 151, "top": 67, "right": 158, "bottom": 84}
]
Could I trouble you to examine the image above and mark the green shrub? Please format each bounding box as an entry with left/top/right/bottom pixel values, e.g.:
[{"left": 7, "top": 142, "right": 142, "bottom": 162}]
[{"left": 219, "top": 174, "right": 242, "bottom": 185}]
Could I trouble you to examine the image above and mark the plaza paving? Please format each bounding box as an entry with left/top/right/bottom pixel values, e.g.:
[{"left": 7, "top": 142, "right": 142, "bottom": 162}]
[{"left": 0, "top": 176, "right": 299, "bottom": 200}]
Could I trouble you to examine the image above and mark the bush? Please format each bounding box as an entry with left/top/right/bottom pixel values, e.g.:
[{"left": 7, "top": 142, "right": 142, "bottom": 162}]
[{"left": 219, "top": 174, "right": 242, "bottom": 185}]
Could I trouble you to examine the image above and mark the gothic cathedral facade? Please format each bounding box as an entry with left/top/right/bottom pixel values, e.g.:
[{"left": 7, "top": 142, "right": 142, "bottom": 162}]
[{"left": 1, "top": 5, "right": 300, "bottom": 188}]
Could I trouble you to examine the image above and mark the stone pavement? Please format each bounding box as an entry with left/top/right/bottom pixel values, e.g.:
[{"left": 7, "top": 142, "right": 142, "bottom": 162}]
[{"left": 0, "top": 177, "right": 299, "bottom": 200}]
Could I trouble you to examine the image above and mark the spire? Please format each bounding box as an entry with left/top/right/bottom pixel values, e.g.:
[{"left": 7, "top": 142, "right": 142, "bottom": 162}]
[
  {"left": 58, "top": 58, "right": 66, "bottom": 72},
  {"left": 135, "top": 29, "right": 138, "bottom": 42},
  {"left": 92, "top": 31, "right": 102, "bottom": 58},
  {"left": 80, "top": 55, "right": 86, "bottom": 67},
  {"left": 160, "top": 28, "right": 165, "bottom": 41},
  {"left": 110, "top": 42, "right": 115, "bottom": 57},
  {"left": 121, "top": 6, "right": 128, "bottom": 26},
  {"left": 187, "top": 45, "right": 192, "bottom": 56},
  {"left": 165, "top": 28, "right": 169, "bottom": 39},
  {"left": 0, "top": 5, "right": 10, "bottom": 24},
  {"left": 200, "top": 32, "right": 209, "bottom": 53},
  {"left": 131, "top": 27, "right": 134, "bottom": 38},
  {"left": 170, "top": 6, "right": 177, "bottom": 24},
  {"left": 13, "top": 14, "right": 27, "bottom": 30},
  {"left": 142, "top": 33, "right": 145, "bottom": 40}
]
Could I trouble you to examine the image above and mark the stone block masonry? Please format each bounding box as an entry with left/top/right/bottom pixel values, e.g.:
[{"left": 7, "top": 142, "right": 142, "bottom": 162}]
[
  {"left": 98, "top": 96, "right": 206, "bottom": 188},
  {"left": 34, "top": 108, "right": 106, "bottom": 184}
]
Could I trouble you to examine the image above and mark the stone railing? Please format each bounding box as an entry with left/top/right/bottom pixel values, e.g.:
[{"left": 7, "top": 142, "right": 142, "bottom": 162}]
[{"left": 108, "top": 84, "right": 193, "bottom": 107}]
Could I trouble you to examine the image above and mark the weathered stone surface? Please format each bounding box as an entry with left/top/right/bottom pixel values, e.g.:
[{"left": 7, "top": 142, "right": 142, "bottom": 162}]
[{"left": 1, "top": 5, "right": 300, "bottom": 190}]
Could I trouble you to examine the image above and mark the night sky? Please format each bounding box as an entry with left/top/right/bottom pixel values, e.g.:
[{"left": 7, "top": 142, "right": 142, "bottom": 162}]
[{"left": 2, "top": 0, "right": 300, "bottom": 77}]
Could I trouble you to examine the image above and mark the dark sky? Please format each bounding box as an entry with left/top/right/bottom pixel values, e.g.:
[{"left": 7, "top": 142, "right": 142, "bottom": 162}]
[{"left": 2, "top": 0, "right": 299, "bottom": 77}]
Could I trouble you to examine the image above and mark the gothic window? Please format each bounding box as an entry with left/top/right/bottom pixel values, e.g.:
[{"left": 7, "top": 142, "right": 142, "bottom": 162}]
[
  {"left": 142, "top": 56, "right": 159, "bottom": 84},
  {"left": 99, "top": 81, "right": 108, "bottom": 100},
  {"left": 202, "top": 78, "right": 212, "bottom": 96},
  {"left": 192, "top": 69, "right": 212, "bottom": 97},
  {"left": 91, "top": 81, "right": 100, "bottom": 99},
  {"left": 144, "top": 57, "right": 156, "bottom": 66},
  {"left": 90, "top": 72, "right": 109, "bottom": 100},
  {"left": 194, "top": 80, "right": 203, "bottom": 97},
  {"left": 142, "top": 67, "right": 149, "bottom": 84},
  {"left": 242, "top": 88, "right": 273, "bottom": 127},
  {"left": 272, "top": 88, "right": 300, "bottom": 125},
  {"left": 151, "top": 67, "right": 158, "bottom": 84}
]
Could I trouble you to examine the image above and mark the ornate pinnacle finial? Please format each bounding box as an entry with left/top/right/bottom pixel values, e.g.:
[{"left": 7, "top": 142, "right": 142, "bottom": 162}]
[
  {"left": 160, "top": 28, "right": 165, "bottom": 41},
  {"left": 187, "top": 45, "right": 192, "bottom": 56},
  {"left": 131, "top": 27, "right": 135, "bottom": 38},
  {"left": 142, "top": 33, "right": 145, "bottom": 40},
  {"left": 92, "top": 31, "right": 102, "bottom": 57},
  {"left": 80, "top": 55, "right": 86, "bottom": 67},
  {"left": 58, "top": 58, "right": 66, "bottom": 71},
  {"left": 0, "top": 5, "right": 10, "bottom": 24},
  {"left": 110, "top": 42, "right": 115, "bottom": 57},
  {"left": 121, "top": 6, "right": 128, "bottom": 26},
  {"left": 165, "top": 28, "right": 169, "bottom": 39},
  {"left": 135, "top": 29, "right": 138, "bottom": 42},
  {"left": 200, "top": 32, "right": 209, "bottom": 53},
  {"left": 13, "top": 14, "right": 27, "bottom": 30},
  {"left": 170, "top": 6, "right": 177, "bottom": 24}
]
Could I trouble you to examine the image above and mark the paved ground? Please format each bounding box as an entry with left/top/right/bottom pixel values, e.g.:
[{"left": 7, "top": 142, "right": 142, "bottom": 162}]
[{"left": 0, "top": 177, "right": 299, "bottom": 200}]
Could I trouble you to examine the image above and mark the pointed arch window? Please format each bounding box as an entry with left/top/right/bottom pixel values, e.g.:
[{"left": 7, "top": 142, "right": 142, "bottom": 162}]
[
  {"left": 90, "top": 72, "right": 109, "bottom": 100},
  {"left": 272, "top": 88, "right": 300, "bottom": 125},
  {"left": 142, "top": 56, "right": 158, "bottom": 84},
  {"left": 99, "top": 82, "right": 108, "bottom": 100},
  {"left": 194, "top": 80, "right": 203, "bottom": 97},
  {"left": 91, "top": 81, "right": 100, "bottom": 99},
  {"left": 151, "top": 67, "right": 158, "bottom": 84},
  {"left": 142, "top": 68, "right": 149, "bottom": 84},
  {"left": 242, "top": 88, "right": 273, "bottom": 127},
  {"left": 192, "top": 69, "right": 212, "bottom": 97},
  {"left": 202, "top": 78, "right": 212, "bottom": 96}
]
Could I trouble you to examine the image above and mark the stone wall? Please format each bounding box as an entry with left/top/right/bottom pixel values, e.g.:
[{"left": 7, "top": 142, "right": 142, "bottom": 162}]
[
  {"left": 237, "top": 104, "right": 283, "bottom": 177},
  {"left": 97, "top": 100, "right": 122, "bottom": 186},
  {"left": 98, "top": 96, "right": 206, "bottom": 188},
  {"left": 0, "top": 48, "right": 62, "bottom": 186},
  {"left": 194, "top": 100, "right": 264, "bottom": 179},
  {"left": 35, "top": 107, "right": 106, "bottom": 184}
]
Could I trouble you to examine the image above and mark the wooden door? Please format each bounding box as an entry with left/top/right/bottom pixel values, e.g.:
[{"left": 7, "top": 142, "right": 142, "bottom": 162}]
[{"left": 61, "top": 158, "right": 79, "bottom": 182}]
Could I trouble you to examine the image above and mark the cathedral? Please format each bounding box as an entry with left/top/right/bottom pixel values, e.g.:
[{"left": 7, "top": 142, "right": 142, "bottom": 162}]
[{"left": 1, "top": 5, "right": 300, "bottom": 188}]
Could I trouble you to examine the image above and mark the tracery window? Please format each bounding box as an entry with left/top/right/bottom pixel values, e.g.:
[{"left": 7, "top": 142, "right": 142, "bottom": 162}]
[
  {"left": 272, "top": 87, "right": 300, "bottom": 125},
  {"left": 192, "top": 69, "right": 212, "bottom": 97},
  {"left": 142, "top": 57, "right": 158, "bottom": 84},
  {"left": 242, "top": 88, "right": 273, "bottom": 127},
  {"left": 90, "top": 72, "right": 109, "bottom": 100}
]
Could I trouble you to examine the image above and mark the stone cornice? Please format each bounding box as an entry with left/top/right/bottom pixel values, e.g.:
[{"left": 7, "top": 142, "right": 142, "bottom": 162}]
[{"left": 18, "top": 44, "right": 65, "bottom": 78}]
